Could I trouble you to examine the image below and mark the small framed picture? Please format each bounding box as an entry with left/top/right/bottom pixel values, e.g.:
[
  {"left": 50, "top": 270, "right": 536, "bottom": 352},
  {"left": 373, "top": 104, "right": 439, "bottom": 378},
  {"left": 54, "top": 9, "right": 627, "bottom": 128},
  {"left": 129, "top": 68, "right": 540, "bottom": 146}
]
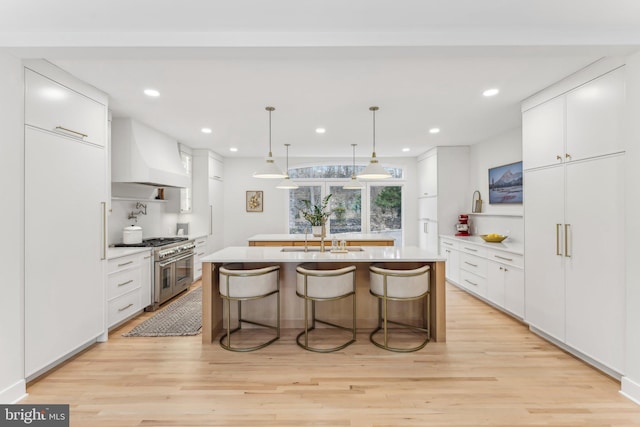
[{"left": 246, "top": 190, "right": 263, "bottom": 212}]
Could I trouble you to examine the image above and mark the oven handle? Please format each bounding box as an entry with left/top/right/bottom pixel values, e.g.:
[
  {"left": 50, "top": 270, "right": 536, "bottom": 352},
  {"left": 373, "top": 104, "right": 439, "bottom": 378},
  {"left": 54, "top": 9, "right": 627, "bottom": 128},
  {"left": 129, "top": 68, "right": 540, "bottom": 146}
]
[{"left": 158, "top": 252, "right": 194, "bottom": 267}]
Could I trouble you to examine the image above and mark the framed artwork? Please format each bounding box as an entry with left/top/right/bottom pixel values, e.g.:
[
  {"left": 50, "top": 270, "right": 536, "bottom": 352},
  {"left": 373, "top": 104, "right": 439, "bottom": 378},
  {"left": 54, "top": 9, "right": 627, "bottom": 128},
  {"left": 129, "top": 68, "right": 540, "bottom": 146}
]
[
  {"left": 246, "top": 190, "right": 263, "bottom": 212},
  {"left": 488, "top": 161, "right": 523, "bottom": 204}
]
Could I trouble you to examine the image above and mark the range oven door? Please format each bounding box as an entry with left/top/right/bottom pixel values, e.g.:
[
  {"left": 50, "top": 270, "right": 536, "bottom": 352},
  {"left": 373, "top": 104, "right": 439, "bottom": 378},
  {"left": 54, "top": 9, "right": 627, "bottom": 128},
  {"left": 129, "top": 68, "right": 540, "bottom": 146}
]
[
  {"left": 173, "top": 252, "right": 194, "bottom": 295},
  {"left": 157, "top": 259, "right": 175, "bottom": 305}
]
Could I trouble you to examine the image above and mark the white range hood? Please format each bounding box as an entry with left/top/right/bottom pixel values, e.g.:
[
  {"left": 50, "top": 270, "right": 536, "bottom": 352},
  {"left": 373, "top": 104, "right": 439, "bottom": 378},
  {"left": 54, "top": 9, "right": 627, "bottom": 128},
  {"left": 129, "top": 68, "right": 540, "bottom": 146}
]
[{"left": 111, "top": 118, "right": 190, "bottom": 188}]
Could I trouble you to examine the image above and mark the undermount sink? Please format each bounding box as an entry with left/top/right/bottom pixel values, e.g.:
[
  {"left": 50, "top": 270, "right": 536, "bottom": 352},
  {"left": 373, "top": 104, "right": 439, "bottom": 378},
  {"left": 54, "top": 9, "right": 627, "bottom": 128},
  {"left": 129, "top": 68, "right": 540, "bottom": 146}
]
[{"left": 280, "top": 246, "right": 364, "bottom": 252}]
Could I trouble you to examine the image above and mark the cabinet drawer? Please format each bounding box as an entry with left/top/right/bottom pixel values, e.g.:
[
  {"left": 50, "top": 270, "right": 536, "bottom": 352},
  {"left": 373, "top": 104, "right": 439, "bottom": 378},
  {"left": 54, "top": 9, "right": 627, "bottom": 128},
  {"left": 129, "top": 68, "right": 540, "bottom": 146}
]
[
  {"left": 459, "top": 270, "right": 487, "bottom": 297},
  {"left": 108, "top": 253, "right": 142, "bottom": 274},
  {"left": 460, "top": 252, "right": 487, "bottom": 277},
  {"left": 108, "top": 289, "right": 141, "bottom": 327},
  {"left": 25, "top": 69, "right": 106, "bottom": 147},
  {"left": 440, "top": 238, "right": 459, "bottom": 251},
  {"left": 108, "top": 267, "right": 141, "bottom": 300},
  {"left": 487, "top": 248, "right": 524, "bottom": 269},
  {"left": 459, "top": 243, "right": 487, "bottom": 257}
]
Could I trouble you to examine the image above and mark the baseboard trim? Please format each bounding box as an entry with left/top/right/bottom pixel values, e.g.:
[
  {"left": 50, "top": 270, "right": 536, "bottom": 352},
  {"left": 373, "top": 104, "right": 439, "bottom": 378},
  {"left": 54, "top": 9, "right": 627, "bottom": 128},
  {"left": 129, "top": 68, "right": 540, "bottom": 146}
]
[
  {"left": 0, "top": 379, "right": 27, "bottom": 404},
  {"left": 621, "top": 377, "right": 640, "bottom": 406}
]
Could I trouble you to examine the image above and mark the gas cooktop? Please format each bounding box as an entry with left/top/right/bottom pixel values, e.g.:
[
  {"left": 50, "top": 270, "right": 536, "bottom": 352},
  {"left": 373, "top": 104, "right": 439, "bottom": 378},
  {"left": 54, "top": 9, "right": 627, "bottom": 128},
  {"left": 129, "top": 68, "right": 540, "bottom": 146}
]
[{"left": 114, "top": 237, "right": 189, "bottom": 248}]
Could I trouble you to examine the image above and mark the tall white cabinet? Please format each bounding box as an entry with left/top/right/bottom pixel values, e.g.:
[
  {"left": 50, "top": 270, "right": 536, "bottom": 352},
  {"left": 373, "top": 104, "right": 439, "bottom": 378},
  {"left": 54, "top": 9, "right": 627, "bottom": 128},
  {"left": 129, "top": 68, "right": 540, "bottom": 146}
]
[
  {"left": 523, "top": 64, "right": 626, "bottom": 374},
  {"left": 416, "top": 147, "right": 469, "bottom": 253},
  {"left": 24, "top": 61, "right": 108, "bottom": 378},
  {"left": 192, "top": 150, "right": 225, "bottom": 255}
]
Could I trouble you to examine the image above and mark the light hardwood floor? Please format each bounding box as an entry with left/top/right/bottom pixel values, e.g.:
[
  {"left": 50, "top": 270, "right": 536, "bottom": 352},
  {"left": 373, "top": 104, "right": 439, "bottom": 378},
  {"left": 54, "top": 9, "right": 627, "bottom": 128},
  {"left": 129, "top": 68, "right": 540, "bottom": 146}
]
[{"left": 23, "top": 282, "right": 640, "bottom": 426}]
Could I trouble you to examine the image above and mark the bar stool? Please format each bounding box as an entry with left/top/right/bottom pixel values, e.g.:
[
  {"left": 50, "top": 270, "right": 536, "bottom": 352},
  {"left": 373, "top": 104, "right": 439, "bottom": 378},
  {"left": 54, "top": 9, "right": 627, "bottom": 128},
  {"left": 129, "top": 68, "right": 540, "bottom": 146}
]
[
  {"left": 295, "top": 263, "right": 357, "bottom": 353},
  {"left": 369, "top": 263, "right": 430, "bottom": 352},
  {"left": 218, "top": 263, "right": 280, "bottom": 352}
]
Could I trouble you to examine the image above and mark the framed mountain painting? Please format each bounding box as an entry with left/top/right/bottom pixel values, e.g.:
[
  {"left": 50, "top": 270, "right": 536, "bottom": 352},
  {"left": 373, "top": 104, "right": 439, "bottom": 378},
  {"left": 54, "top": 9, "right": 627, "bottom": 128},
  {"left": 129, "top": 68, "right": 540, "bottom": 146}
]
[{"left": 488, "top": 161, "right": 523, "bottom": 204}]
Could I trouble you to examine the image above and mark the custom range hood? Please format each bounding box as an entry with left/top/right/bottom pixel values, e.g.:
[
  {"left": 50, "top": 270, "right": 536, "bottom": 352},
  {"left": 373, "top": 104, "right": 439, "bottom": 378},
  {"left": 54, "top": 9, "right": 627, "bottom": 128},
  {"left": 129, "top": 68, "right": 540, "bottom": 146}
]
[{"left": 111, "top": 118, "right": 190, "bottom": 188}]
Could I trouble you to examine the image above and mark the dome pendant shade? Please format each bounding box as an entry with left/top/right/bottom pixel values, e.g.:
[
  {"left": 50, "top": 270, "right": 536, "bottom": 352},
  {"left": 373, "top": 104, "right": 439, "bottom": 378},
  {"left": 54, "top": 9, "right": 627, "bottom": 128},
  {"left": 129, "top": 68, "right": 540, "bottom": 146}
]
[
  {"left": 253, "top": 106, "right": 286, "bottom": 179},
  {"left": 356, "top": 106, "right": 391, "bottom": 180}
]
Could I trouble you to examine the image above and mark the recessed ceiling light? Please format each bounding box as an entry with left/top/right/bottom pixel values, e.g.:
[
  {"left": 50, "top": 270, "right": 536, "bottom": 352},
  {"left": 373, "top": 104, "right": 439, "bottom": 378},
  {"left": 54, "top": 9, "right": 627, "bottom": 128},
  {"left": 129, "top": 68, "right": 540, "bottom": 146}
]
[
  {"left": 429, "top": 128, "right": 440, "bottom": 134},
  {"left": 483, "top": 88, "right": 500, "bottom": 97},
  {"left": 143, "top": 88, "right": 160, "bottom": 97},
  {"left": 402, "top": 148, "right": 410, "bottom": 152},
  {"left": 229, "top": 147, "right": 238, "bottom": 152},
  {"left": 315, "top": 128, "right": 326, "bottom": 134},
  {"left": 201, "top": 128, "right": 212, "bottom": 134}
]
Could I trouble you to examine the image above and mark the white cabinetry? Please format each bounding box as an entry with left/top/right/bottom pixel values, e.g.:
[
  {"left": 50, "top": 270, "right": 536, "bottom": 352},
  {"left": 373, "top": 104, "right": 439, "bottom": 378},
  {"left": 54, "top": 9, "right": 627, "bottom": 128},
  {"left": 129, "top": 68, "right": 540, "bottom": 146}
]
[
  {"left": 193, "top": 236, "right": 208, "bottom": 281},
  {"left": 440, "top": 236, "right": 524, "bottom": 320},
  {"left": 24, "top": 61, "right": 108, "bottom": 378},
  {"left": 179, "top": 145, "right": 193, "bottom": 213},
  {"left": 107, "top": 251, "right": 152, "bottom": 328},
  {"left": 522, "top": 64, "right": 625, "bottom": 374},
  {"left": 192, "top": 150, "right": 225, "bottom": 254},
  {"left": 416, "top": 147, "right": 469, "bottom": 251}
]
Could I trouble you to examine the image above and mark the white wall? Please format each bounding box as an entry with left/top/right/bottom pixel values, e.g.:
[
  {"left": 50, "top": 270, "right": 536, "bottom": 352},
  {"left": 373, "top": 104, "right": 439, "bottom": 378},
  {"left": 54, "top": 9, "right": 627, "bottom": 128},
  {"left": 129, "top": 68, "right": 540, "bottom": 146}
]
[
  {"left": 622, "top": 50, "right": 640, "bottom": 404},
  {"left": 222, "top": 156, "right": 418, "bottom": 247},
  {"left": 0, "top": 51, "right": 26, "bottom": 402},
  {"left": 467, "top": 127, "right": 524, "bottom": 243}
]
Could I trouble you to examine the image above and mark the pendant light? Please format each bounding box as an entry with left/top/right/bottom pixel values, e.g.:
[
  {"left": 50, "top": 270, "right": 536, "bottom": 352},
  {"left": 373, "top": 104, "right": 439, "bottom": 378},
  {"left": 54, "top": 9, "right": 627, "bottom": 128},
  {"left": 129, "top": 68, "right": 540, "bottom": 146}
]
[
  {"left": 253, "top": 106, "right": 287, "bottom": 179},
  {"left": 343, "top": 143, "right": 364, "bottom": 189},
  {"left": 356, "top": 106, "right": 392, "bottom": 180},
  {"left": 276, "top": 144, "right": 299, "bottom": 189}
]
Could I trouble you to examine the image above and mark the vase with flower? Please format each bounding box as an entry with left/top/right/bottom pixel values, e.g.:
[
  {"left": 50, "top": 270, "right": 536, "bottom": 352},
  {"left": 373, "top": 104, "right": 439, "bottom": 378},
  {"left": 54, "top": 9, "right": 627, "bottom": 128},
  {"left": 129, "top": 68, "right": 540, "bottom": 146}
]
[{"left": 299, "top": 194, "right": 332, "bottom": 237}]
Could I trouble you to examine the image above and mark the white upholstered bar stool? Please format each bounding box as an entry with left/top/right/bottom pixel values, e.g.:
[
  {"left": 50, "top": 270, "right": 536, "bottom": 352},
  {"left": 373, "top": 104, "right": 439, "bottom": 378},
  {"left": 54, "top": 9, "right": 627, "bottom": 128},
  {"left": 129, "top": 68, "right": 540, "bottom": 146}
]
[
  {"left": 295, "top": 263, "right": 357, "bottom": 353},
  {"left": 369, "top": 263, "right": 430, "bottom": 352},
  {"left": 218, "top": 263, "right": 280, "bottom": 352}
]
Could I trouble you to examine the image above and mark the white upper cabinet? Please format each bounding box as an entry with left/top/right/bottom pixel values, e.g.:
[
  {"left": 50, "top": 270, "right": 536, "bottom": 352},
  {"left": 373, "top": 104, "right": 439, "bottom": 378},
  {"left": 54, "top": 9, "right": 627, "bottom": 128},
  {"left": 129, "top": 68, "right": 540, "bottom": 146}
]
[
  {"left": 566, "top": 67, "right": 625, "bottom": 161},
  {"left": 25, "top": 68, "right": 107, "bottom": 147},
  {"left": 417, "top": 153, "right": 438, "bottom": 197},
  {"left": 522, "top": 96, "right": 564, "bottom": 170},
  {"left": 209, "top": 156, "right": 224, "bottom": 181}
]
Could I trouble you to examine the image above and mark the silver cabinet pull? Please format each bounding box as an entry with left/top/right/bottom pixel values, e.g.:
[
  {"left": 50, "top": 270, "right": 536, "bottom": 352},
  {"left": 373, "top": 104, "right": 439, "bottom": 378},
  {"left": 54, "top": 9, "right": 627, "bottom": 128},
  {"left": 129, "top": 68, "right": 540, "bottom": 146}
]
[
  {"left": 143, "top": 255, "right": 152, "bottom": 260},
  {"left": 464, "top": 261, "right": 478, "bottom": 267},
  {"left": 198, "top": 252, "right": 205, "bottom": 256},
  {"left": 118, "top": 260, "right": 134, "bottom": 267},
  {"left": 209, "top": 205, "right": 213, "bottom": 235},
  {"left": 565, "top": 223, "right": 571, "bottom": 257},
  {"left": 118, "top": 303, "right": 134, "bottom": 312},
  {"left": 464, "top": 279, "right": 478, "bottom": 286},
  {"left": 556, "top": 224, "right": 562, "bottom": 256},
  {"left": 494, "top": 255, "right": 513, "bottom": 262},
  {"left": 442, "top": 241, "right": 453, "bottom": 246},
  {"left": 55, "top": 126, "right": 87, "bottom": 139},
  {"left": 463, "top": 247, "right": 478, "bottom": 252},
  {"left": 118, "top": 279, "right": 134, "bottom": 287},
  {"left": 197, "top": 240, "right": 206, "bottom": 245}
]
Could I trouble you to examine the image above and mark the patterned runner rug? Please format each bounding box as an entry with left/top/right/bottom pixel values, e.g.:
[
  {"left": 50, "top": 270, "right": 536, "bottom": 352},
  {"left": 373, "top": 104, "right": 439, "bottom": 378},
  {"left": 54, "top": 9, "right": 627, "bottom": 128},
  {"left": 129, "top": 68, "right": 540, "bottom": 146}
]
[{"left": 123, "top": 287, "right": 202, "bottom": 337}]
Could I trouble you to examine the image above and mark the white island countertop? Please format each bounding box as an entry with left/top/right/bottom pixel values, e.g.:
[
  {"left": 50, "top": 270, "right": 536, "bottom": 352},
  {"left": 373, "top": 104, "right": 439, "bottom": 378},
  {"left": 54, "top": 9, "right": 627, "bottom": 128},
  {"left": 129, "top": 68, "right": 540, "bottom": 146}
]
[
  {"left": 247, "top": 233, "right": 395, "bottom": 242},
  {"left": 201, "top": 245, "right": 443, "bottom": 263}
]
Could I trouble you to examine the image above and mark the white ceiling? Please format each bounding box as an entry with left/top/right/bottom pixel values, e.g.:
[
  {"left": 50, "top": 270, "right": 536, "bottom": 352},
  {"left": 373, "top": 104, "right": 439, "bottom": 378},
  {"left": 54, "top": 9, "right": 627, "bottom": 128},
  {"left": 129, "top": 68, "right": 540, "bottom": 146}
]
[{"left": 2, "top": 1, "right": 640, "bottom": 158}]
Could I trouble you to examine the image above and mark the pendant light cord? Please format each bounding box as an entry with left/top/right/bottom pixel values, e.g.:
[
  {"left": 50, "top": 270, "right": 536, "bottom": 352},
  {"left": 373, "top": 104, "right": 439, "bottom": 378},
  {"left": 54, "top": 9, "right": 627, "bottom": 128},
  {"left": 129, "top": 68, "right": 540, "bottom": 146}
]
[
  {"left": 266, "top": 106, "right": 275, "bottom": 157},
  {"left": 351, "top": 143, "right": 357, "bottom": 177},
  {"left": 370, "top": 106, "right": 379, "bottom": 158}
]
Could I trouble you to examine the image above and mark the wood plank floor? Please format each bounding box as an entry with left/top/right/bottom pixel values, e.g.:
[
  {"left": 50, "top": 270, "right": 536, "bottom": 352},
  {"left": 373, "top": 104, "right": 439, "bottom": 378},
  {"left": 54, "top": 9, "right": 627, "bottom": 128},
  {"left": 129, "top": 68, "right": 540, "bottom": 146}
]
[{"left": 23, "top": 282, "right": 640, "bottom": 426}]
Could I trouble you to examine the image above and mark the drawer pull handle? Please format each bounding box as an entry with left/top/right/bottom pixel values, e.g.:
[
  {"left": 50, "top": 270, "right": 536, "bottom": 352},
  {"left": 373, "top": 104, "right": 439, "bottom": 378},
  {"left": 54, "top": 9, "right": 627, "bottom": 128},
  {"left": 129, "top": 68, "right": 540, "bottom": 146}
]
[
  {"left": 55, "top": 126, "right": 88, "bottom": 139},
  {"left": 117, "top": 260, "right": 134, "bottom": 267},
  {"left": 118, "top": 303, "right": 134, "bottom": 312},
  {"left": 442, "top": 242, "right": 453, "bottom": 246},
  {"left": 198, "top": 252, "right": 205, "bottom": 256},
  {"left": 143, "top": 255, "right": 152, "bottom": 260},
  {"left": 464, "top": 279, "right": 478, "bottom": 286},
  {"left": 463, "top": 247, "right": 478, "bottom": 252},
  {"left": 118, "top": 279, "right": 134, "bottom": 287},
  {"left": 197, "top": 240, "right": 206, "bottom": 244},
  {"left": 464, "top": 261, "right": 478, "bottom": 267},
  {"left": 494, "top": 255, "right": 513, "bottom": 262}
]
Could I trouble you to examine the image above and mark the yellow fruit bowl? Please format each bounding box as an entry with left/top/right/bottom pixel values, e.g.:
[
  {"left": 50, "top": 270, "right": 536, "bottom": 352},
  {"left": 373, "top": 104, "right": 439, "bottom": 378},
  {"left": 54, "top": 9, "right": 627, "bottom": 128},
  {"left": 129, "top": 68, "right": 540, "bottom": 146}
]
[{"left": 480, "top": 234, "right": 508, "bottom": 243}]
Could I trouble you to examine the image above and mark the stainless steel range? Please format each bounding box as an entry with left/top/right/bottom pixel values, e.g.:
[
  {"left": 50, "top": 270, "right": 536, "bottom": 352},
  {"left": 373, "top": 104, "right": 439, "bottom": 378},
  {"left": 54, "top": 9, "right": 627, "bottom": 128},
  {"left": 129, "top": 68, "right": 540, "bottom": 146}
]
[{"left": 115, "top": 237, "right": 195, "bottom": 310}]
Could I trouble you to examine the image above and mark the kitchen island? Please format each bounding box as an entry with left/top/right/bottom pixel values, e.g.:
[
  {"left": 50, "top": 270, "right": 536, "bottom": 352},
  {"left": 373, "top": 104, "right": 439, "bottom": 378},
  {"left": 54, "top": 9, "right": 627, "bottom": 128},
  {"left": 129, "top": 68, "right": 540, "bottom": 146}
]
[
  {"left": 247, "top": 233, "right": 395, "bottom": 247},
  {"left": 201, "top": 246, "right": 446, "bottom": 344}
]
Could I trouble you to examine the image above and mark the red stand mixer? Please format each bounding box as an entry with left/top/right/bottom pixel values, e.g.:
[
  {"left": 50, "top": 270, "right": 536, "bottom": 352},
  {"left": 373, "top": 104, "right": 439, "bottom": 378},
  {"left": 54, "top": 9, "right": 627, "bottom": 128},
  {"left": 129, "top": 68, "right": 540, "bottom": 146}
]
[{"left": 455, "top": 214, "right": 470, "bottom": 236}]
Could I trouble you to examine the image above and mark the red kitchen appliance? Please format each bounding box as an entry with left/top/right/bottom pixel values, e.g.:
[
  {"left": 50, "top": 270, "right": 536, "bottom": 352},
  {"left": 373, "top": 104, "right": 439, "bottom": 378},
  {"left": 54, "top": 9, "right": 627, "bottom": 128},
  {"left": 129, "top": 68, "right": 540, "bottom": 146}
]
[{"left": 455, "top": 214, "right": 470, "bottom": 236}]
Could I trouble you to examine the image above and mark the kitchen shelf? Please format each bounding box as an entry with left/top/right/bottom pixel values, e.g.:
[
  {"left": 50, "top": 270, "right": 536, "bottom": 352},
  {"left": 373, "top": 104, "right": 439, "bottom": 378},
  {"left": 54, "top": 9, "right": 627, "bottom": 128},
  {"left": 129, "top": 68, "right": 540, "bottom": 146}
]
[
  {"left": 468, "top": 212, "right": 523, "bottom": 217},
  {"left": 111, "top": 197, "right": 167, "bottom": 203}
]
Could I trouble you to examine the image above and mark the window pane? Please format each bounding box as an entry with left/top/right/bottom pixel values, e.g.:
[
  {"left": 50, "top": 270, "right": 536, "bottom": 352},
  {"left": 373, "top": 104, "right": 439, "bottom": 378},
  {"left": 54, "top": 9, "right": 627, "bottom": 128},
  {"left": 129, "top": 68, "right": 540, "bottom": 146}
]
[
  {"left": 328, "top": 186, "right": 362, "bottom": 234},
  {"left": 369, "top": 185, "right": 402, "bottom": 245},
  {"left": 289, "top": 165, "right": 402, "bottom": 179},
  {"left": 289, "top": 185, "right": 322, "bottom": 234}
]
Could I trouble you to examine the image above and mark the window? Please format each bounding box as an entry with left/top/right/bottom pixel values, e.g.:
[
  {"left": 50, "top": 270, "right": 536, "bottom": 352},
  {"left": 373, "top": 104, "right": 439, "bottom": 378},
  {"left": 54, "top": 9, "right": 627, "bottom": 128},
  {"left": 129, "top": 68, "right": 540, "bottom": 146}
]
[{"left": 286, "top": 163, "right": 404, "bottom": 245}]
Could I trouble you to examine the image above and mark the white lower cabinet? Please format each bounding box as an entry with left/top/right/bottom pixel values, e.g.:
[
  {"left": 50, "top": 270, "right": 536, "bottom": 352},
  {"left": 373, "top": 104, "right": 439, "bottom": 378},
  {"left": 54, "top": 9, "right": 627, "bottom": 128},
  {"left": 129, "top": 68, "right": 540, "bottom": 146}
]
[
  {"left": 193, "top": 236, "right": 208, "bottom": 281},
  {"left": 441, "top": 236, "right": 524, "bottom": 321},
  {"left": 107, "top": 251, "right": 152, "bottom": 328}
]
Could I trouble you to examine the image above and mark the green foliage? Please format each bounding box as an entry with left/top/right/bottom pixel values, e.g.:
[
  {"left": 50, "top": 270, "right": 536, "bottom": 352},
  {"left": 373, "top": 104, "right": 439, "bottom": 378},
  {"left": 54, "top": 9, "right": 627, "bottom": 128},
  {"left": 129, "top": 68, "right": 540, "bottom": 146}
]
[
  {"left": 374, "top": 187, "right": 401, "bottom": 212},
  {"left": 299, "top": 194, "right": 333, "bottom": 226}
]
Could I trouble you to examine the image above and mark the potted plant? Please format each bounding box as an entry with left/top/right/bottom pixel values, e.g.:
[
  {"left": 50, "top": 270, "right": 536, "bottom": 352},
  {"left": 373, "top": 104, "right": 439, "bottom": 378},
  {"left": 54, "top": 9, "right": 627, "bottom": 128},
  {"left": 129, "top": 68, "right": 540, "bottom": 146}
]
[{"left": 299, "top": 194, "right": 332, "bottom": 237}]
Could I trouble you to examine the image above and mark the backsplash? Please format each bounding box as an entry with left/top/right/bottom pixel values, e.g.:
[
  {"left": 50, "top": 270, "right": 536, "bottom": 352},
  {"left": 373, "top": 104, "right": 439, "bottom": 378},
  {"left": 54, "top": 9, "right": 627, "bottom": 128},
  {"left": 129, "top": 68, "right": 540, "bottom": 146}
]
[{"left": 108, "top": 199, "right": 188, "bottom": 245}]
